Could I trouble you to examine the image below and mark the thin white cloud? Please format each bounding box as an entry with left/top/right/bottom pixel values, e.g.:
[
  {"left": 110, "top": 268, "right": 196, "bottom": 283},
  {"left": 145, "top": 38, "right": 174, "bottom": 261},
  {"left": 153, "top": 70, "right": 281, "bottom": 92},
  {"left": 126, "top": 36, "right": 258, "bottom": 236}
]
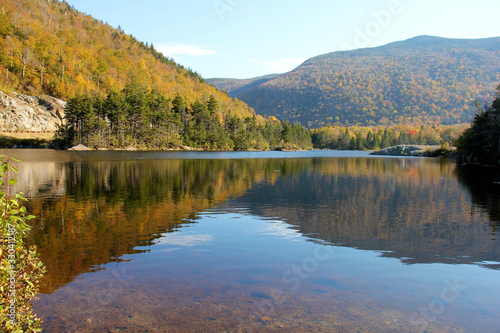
[
  {"left": 260, "top": 222, "right": 302, "bottom": 240},
  {"left": 156, "top": 234, "right": 214, "bottom": 247},
  {"left": 248, "top": 58, "right": 306, "bottom": 73},
  {"left": 156, "top": 43, "right": 217, "bottom": 57}
]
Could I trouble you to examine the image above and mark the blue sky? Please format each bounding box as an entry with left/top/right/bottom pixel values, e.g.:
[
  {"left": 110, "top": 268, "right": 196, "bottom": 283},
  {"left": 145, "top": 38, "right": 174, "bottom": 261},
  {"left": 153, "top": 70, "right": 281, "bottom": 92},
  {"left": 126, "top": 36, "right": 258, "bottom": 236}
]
[{"left": 65, "top": 0, "right": 500, "bottom": 79}]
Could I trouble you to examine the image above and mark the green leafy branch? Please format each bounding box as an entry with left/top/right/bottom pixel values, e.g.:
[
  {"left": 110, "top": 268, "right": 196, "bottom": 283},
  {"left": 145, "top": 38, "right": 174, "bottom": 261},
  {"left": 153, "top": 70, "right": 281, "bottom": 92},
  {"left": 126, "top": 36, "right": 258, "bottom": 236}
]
[{"left": 1, "top": 155, "right": 45, "bottom": 333}]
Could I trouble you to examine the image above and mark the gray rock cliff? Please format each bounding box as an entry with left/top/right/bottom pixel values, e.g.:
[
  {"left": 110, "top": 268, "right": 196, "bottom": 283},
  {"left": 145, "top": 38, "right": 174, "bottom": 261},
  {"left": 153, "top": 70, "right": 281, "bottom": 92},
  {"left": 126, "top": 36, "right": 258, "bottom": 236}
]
[{"left": 0, "top": 91, "right": 65, "bottom": 132}]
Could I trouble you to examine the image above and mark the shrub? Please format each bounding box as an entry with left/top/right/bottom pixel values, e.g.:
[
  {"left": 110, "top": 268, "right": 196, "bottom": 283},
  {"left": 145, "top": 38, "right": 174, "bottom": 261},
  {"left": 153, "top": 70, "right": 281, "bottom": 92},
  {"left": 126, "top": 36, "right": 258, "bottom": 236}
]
[{"left": 0, "top": 156, "right": 45, "bottom": 332}]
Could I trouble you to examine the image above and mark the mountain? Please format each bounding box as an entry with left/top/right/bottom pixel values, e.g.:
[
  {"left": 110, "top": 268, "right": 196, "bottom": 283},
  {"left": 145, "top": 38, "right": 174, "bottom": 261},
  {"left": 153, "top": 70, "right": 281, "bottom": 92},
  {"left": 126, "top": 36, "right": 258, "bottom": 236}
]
[
  {"left": 208, "top": 36, "right": 500, "bottom": 128},
  {"left": 0, "top": 0, "right": 255, "bottom": 119}
]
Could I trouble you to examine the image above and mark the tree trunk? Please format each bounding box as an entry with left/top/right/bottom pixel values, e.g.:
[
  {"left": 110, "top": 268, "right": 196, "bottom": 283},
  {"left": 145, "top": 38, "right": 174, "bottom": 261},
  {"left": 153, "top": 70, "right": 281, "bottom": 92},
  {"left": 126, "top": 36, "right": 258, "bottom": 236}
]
[
  {"left": 19, "top": 48, "right": 31, "bottom": 79},
  {"left": 40, "top": 60, "right": 45, "bottom": 90}
]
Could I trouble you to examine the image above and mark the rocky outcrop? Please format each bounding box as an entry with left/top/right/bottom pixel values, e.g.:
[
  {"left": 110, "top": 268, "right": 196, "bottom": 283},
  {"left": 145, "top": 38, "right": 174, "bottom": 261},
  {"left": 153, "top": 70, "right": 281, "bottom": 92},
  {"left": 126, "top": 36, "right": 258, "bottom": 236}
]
[{"left": 0, "top": 91, "right": 65, "bottom": 132}]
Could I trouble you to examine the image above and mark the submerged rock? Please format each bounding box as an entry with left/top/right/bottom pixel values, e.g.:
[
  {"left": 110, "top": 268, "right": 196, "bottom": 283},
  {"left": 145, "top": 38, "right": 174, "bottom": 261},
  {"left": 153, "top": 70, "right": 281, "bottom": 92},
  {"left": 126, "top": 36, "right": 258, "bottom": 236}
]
[{"left": 68, "top": 144, "right": 92, "bottom": 151}]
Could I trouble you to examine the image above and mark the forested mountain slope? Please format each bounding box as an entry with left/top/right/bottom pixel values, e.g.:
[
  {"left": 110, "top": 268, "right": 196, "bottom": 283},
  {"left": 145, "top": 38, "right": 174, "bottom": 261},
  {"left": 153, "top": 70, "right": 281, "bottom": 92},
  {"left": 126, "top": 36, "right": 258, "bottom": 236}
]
[
  {"left": 0, "top": 0, "right": 317, "bottom": 150},
  {"left": 210, "top": 36, "right": 500, "bottom": 128},
  {"left": 0, "top": 0, "right": 254, "bottom": 119}
]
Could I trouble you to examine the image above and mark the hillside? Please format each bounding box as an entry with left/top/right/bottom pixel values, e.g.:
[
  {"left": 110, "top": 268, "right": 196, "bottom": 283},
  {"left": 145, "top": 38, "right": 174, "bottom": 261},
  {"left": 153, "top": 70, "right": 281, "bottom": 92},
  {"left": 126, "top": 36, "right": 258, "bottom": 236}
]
[
  {"left": 0, "top": 0, "right": 316, "bottom": 151},
  {"left": 0, "top": 0, "right": 254, "bottom": 120},
  {"left": 209, "top": 36, "right": 500, "bottom": 128}
]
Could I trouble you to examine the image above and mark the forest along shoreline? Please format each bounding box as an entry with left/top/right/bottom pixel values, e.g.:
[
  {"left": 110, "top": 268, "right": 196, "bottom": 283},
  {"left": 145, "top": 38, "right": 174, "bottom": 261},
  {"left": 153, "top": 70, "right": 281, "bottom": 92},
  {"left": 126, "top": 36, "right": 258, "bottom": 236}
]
[
  {"left": 1, "top": 85, "right": 491, "bottom": 160},
  {"left": 1, "top": 90, "right": 465, "bottom": 154},
  {"left": 0, "top": 89, "right": 314, "bottom": 151}
]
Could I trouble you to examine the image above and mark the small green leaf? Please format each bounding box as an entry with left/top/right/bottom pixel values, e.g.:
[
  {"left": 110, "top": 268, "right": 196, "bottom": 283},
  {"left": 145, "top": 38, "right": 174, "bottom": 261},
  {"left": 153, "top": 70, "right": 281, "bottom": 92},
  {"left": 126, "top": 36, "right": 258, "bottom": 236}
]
[
  {"left": 1, "top": 162, "right": 8, "bottom": 173},
  {"left": 8, "top": 179, "right": 17, "bottom": 186},
  {"left": 11, "top": 157, "right": 21, "bottom": 162},
  {"left": 15, "top": 194, "right": 27, "bottom": 202},
  {"left": 10, "top": 166, "right": 18, "bottom": 174}
]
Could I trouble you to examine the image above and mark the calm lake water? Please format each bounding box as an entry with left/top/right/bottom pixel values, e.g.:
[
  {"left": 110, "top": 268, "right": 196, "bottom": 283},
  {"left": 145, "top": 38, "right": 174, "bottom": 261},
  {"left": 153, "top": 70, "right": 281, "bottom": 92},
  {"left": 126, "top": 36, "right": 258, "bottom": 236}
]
[{"left": 2, "top": 149, "right": 500, "bottom": 332}]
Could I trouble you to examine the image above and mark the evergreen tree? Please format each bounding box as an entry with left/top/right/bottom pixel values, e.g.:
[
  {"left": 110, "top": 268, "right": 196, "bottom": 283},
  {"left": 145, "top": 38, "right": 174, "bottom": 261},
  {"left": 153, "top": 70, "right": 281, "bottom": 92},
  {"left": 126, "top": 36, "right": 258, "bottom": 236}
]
[
  {"left": 340, "top": 128, "right": 351, "bottom": 149},
  {"left": 105, "top": 91, "right": 127, "bottom": 146},
  {"left": 381, "top": 129, "right": 390, "bottom": 148},
  {"left": 207, "top": 95, "right": 218, "bottom": 115},
  {"left": 457, "top": 85, "right": 500, "bottom": 165},
  {"left": 366, "top": 131, "right": 374, "bottom": 149},
  {"left": 356, "top": 134, "right": 366, "bottom": 150}
]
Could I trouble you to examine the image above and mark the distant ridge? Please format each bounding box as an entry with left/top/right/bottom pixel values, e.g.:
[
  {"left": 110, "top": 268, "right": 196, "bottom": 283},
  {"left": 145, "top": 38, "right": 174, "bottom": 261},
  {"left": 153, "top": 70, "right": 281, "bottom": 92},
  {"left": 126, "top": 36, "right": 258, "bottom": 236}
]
[
  {"left": 208, "top": 36, "right": 500, "bottom": 128},
  {"left": 208, "top": 74, "right": 279, "bottom": 97}
]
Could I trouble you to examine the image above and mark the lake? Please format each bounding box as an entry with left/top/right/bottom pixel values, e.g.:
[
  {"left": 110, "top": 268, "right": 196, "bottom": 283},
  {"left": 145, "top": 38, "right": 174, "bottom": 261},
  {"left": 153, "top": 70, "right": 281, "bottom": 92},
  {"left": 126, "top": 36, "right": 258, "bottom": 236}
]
[{"left": 2, "top": 149, "right": 500, "bottom": 332}]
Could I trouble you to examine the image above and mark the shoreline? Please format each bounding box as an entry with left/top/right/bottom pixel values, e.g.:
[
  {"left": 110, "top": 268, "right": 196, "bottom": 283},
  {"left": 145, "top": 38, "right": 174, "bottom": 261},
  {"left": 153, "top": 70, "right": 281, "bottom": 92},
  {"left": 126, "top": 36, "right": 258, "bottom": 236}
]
[
  {"left": 0, "top": 135, "right": 456, "bottom": 156},
  {"left": 0, "top": 144, "right": 311, "bottom": 153},
  {"left": 371, "top": 145, "right": 456, "bottom": 157}
]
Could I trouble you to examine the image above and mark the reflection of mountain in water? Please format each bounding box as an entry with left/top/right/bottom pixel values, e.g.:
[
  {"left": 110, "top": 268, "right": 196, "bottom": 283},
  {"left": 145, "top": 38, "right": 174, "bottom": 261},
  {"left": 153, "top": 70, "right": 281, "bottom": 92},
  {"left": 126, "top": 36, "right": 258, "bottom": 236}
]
[
  {"left": 22, "top": 158, "right": 286, "bottom": 294},
  {"left": 13, "top": 154, "right": 500, "bottom": 295},
  {"left": 223, "top": 158, "right": 500, "bottom": 267}
]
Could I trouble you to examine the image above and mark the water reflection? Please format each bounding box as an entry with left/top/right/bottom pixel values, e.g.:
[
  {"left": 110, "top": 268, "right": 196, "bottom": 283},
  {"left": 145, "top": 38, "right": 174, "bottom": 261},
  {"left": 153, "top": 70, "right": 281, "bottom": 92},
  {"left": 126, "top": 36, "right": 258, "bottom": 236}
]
[
  {"left": 2, "top": 150, "right": 499, "bottom": 331},
  {"left": 455, "top": 165, "right": 500, "bottom": 234},
  {"left": 225, "top": 158, "right": 500, "bottom": 267},
  {"left": 22, "top": 158, "right": 285, "bottom": 293},
  {"left": 6, "top": 153, "right": 497, "bottom": 295}
]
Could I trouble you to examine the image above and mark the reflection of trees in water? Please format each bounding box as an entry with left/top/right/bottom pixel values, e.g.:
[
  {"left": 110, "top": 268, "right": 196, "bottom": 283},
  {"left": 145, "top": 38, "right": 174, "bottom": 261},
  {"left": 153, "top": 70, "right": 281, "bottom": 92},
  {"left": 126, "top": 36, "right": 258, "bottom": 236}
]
[
  {"left": 455, "top": 165, "right": 500, "bottom": 233},
  {"left": 26, "top": 158, "right": 300, "bottom": 294},
  {"left": 22, "top": 157, "right": 500, "bottom": 295},
  {"left": 225, "top": 158, "right": 500, "bottom": 267}
]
